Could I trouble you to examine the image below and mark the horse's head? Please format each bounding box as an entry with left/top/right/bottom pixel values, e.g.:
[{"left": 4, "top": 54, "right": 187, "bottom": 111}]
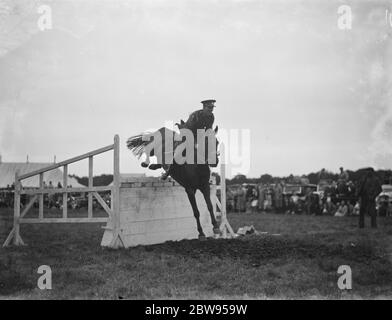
[{"left": 205, "top": 126, "right": 219, "bottom": 168}]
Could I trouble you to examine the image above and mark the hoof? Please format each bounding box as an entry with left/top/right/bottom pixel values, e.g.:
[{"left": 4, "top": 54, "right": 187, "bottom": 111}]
[
  {"left": 213, "top": 227, "right": 221, "bottom": 235},
  {"left": 198, "top": 234, "right": 206, "bottom": 240},
  {"left": 141, "top": 162, "right": 149, "bottom": 168}
]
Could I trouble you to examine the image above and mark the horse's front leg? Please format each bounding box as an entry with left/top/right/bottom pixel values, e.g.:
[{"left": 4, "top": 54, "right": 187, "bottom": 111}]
[
  {"left": 185, "top": 188, "right": 205, "bottom": 239},
  {"left": 200, "top": 185, "right": 220, "bottom": 235}
]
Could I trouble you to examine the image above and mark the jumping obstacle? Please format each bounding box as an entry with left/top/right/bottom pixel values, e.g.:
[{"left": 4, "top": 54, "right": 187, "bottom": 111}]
[{"left": 3, "top": 135, "right": 235, "bottom": 248}]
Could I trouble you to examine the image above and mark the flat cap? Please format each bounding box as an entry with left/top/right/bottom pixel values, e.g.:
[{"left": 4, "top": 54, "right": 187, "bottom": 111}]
[{"left": 201, "top": 99, "right": 216, "bottom": 105}]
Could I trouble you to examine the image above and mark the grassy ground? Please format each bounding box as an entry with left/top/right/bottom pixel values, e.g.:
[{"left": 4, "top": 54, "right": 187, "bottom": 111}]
[{"left": 1, "top": 207, "right": 392, "bottom": 299}]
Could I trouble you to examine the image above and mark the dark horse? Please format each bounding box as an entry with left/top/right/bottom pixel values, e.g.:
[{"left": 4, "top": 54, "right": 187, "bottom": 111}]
[{"left": 127, "top": 126, "right": 220, "bottom": 239}]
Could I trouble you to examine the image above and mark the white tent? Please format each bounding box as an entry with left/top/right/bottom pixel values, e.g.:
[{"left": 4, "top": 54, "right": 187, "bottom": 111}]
[{"left": 0, "top": 162, "right": 85, "bottom": 188}]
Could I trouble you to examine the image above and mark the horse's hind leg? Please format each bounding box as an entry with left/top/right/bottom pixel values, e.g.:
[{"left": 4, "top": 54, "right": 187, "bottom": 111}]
[
  {"left": 141, "top": 153, "right": 150, "bottom": 168},
  {"left": 186, "top": 188, "right": 205, "bottom": 239},
  {"left": 200, "top": 185, "right": 220, "bottom": 235},
  {"left": 148, "top": 164, "right": 162, "bottom": 170}
]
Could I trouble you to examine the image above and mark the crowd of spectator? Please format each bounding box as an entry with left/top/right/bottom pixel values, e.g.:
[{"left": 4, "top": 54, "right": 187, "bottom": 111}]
[
  {"left": 0, "top": 181, "right": 99, "bottom": 210},
  {"left": 227, "top": 167, "right": 385, "bottom": 228}
]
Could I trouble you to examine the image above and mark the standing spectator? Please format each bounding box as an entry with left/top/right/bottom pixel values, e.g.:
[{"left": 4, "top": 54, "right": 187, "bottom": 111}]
[
  {"left": 347, "top": 181, "right": 356, "bottom": 197},
  {"left": 265, "top": 186, "right": 273, "bottom": 211},
  {"left": 288, "top": 196, "right": 296, "bottom": 214},
  {"left": 237, "top": 185, "right": 246, "bottom": 212},
  {"left": 283, "top": 194, "right": 290, "bottom": 213},
  {"left": 356, "top": 168, "right": 382, "bottom": 228},
  {"left": 245, "top": 185, "right": 253, "bottom": 202},
  {"left": 377, "top": 195, "right": 389, "bottom": 217},
  {"left": 305, "top": 189, "right": 313, "bottom": 215},
  {"left": 337, "top": 167, "right": 349, "bottom": 194},
  {"left": 308, "top": 191, "right": 321, "bottom": 215},
  {"left": 318, "top": 168, "right": 328, "bottom": 183},
  {"left": 226, "top": 188, "right": 235, "bottom": 212},
  {"left": 338, "top": 167, "right": 349, "bottom": 182},
  {"left": 330, "top": 182, "right": 338, "bottom": 203},
  {"left": 250, "top": 187, "right": 258, "bottom": 213},
  {"left": 257, "top": 183, "right": 265, "bottom": 212},
  {"left": 43, "top": 181, "right": 48, "bottom": 207},
  {"left": 291, "top": 193, "right": 300, "bottom": 214},
  {"left": 48, "top": 181, "right": 54, "bottom": 208},
  {"left": 233, "top": 189, "right": 239, "bottom": 212},
  {"left": 274, "top": 182, "right": 284, "bottom": 212}
]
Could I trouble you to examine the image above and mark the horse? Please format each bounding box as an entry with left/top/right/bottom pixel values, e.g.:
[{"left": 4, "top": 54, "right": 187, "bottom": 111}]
[{"left": 127, "top": 125, "right": 221, "bottom": 239}]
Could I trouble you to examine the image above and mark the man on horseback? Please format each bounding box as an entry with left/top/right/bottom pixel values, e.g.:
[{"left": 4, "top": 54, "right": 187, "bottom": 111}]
[
  {"left": 127, "top": 99, "right": 221, "bottom": 239},
  {"left": 183, "top": 99, "right": 215, "bottom": 134},
  {"left": 161, "top": 99, "right": 217, "bottom": 180}
]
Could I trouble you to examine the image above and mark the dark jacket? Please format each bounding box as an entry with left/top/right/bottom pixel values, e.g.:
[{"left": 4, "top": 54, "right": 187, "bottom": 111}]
[
  {"left": 357, "top": 170, "right": 382, "bottom": 201},
  {"left": 185, "top": 109, "right": 214, "bottom": 136}
]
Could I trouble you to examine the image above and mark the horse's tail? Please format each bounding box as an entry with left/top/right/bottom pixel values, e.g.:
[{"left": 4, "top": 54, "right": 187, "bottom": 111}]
[{"left": 126, "top": 134, "right": 151, "bottom": 159}]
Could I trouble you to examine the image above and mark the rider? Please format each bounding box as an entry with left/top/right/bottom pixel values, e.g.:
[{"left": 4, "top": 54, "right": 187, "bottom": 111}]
[
  {"left": 161, "top": 99, "right": 216, "bottom": 180},
  {"left": 184, "top": 99, "right": 215, "bottom": 136}
]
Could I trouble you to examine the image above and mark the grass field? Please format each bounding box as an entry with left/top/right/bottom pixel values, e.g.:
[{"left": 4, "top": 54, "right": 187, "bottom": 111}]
[{"left": 1, "top": 207, "right": 392, "bottom": 299}]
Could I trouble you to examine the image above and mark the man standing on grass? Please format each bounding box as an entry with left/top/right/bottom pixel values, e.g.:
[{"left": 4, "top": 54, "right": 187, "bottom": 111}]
[
  {"left": 337, "top": 167, "right": 349, "bottom": 195},
  {"left": 356, "top": 167, "right": 382, "bottom": 228}
]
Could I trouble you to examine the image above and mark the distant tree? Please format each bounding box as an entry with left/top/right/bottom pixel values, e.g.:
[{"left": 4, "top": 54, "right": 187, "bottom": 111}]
[
  {"left": 307, "top": 172, "right": 319, "bottom": 184},
  {"left": 69, "top": 174, "right": 113, "bottom": 187},
  {"left": 260, "top": 174, "right": 273, "bottom": 184},
  {"left": 229, "top": 174, "right": 247, "bottom": 185},
  {"left": 377, "top": 170, "right": 392, "bottom": 184}
]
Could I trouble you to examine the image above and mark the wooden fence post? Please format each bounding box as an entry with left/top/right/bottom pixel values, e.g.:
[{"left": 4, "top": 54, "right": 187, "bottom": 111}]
[
  {"left": 88, "top": 156, "right": 93, "bottom": 218},
  {"left": 219, "top": 143, "right": 235, "bottom": 238},
  {"left": 210, "top": 175, "right": 218, "bottom": 217},
  {"left": 39, "top": 173, "right": 44, "bottom": 218},
  {"left": 108, "top": 134, "right": 124, "bottom": 248},
  {"left": 13, "top": 172, "right": 24, "bottom": 245},
  {"left": 63, "top": 164, "right": 68, "bottom": 218}
]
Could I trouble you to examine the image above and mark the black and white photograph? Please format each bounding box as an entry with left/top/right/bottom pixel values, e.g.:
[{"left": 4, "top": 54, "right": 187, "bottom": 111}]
[{"left": 1, "top": 0, "right": 392, "bottom": 302}]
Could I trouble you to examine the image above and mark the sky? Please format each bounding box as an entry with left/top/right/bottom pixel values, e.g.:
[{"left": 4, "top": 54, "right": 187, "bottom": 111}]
[{"left": 0, "top": 0, "right": 391, "bottom": 178}]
